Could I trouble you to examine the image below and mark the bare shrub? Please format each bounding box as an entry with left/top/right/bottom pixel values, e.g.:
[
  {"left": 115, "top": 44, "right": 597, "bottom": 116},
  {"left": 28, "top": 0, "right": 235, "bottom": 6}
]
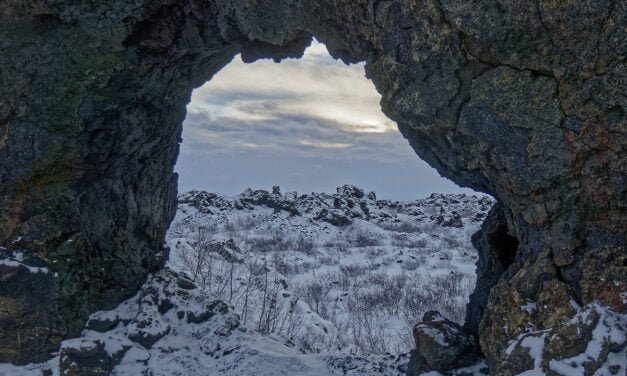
[
  {"left": 296, "top": 279, "right": 332, "bottom": 319},
  {"left": 351, "top": 229, "right": 381, "bottom": 247},
  {"left": 280, "top": 260, "right": 316, "bottom": 275},
  {"left": 401, "top": 272, "right": 472, "bottom": 324},
  {"left": 347, "top": 308, "right": 391, "bottom": 354},
  {"left": 317, "top": 254, "right": 339, "bottom": 266},
  {"left": 223, "top": 221, "right": 236, "bottom": 233},
  {"left": 400, "top": 258, "right": 421, "bottom": 271},
  {"left": 247, "top": 231, "right": 292, "bottom": 253},
  {"left": 378, "top": 221, "right": 421, "bottom": 233},
  {"left": 335, "top": 241, "right": 350, "bottom": 254},
  {"left": 294, "top": 234, "right": 315, "bottom": 254},
  {"left": 272, "top": 252, "right": 289, "bottom": 276},
  {"left": 377, "top": 221, "right": 437, "bottom": 234},
  {"left": 234, "top": 214, "right": 268, "bottom": 230},
  {"left": 339, "top": 264, "right": 367, "bottom": 279},
  {"left": 407, "top": 237, "right": 428, "bottom": 249},
  {"left": 180, "top": 223, "right": 215, "bottom": 290},
  {"left": 390, "top": 232, "right": 409, "bottom": 247},
  {"left": 442, "top": 236, "right": 463, "bottom": 248},
  {"left": 365, "top": 246, "right": 383, "bottom": 260}
]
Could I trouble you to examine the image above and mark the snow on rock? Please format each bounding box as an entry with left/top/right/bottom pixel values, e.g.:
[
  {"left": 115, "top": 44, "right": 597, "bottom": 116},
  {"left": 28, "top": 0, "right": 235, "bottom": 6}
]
[
  {"left": 409, "top": 311, "right": 478, "bottom": 373},
  {"left": 0, "top": 249, "right": 49, "bottom": 274},
  {"left": 547, "top": 303, "right": 626, "bottom": 376},
  {"left": 520, "top": 301, "right": 538, "bottom": 314},
  {"left": 502, "top": 302, "right": 626, "bottom": 376}
]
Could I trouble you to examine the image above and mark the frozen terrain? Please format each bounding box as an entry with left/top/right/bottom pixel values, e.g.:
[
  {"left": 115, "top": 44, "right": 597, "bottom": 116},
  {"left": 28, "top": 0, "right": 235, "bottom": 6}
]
[
  {"left": 1, "top": 185, "right": 493, "bottom": 376},
  {"left": 167, "top": 185, "right": 492, "bottom": 355},
  {"left": 4, "top": 186, "right": 622, "bottom": 375}
]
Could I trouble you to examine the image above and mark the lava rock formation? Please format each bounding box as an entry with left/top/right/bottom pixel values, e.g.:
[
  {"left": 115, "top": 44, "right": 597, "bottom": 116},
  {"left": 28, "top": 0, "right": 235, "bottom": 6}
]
[{"left": 0, "top": 0, "right": 624, "bottom": 374}]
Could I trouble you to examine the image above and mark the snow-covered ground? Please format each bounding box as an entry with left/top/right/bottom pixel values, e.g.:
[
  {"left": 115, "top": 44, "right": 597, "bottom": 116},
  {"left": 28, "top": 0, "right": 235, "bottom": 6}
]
[
  {"left": 167, "top": 185, "right": 492, "bottom": 355},
  {"left": 2, "top": 185, "right": 497, "bottom": 375}
]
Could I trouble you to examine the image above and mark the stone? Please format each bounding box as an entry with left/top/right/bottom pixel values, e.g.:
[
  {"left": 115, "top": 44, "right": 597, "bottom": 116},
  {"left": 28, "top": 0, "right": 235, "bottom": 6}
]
[
  {"left": 59, "top": 340, "right": 115, "bottom": 376},
  {"left": 408, "top": 311, "right": 478, "bottom": 374},
  {"left": 579, "top": 246, "right": 627, "bottom": 312},
  {"left": 127, "top": 311, "right": 171, "bottom": 349},
  {"left": 0, "top": 0, "right": 624, "bottom": 372},
  {"left": 433, "top": 211, "right": 463, "bottom": 228},
  {"left": 86, "top": 312, "right": 120, "bottom": 333},
  {"left": 314, "top": 208, "right": 352, "bottom": 226},
  {"left": 0, "top": 259, "right": 66, "bottom": 364},
  {"left": 186, "top": 301, "right": 230, "bottom": 324},
  {"left": 176, "top": 278, "right": 196, "bottom": 290},
  {"left": 500, "top": 302, "right": 627, "bottom": 376},
  {"left": 552, "top": 248, "right": 574, "bottom": 267}
]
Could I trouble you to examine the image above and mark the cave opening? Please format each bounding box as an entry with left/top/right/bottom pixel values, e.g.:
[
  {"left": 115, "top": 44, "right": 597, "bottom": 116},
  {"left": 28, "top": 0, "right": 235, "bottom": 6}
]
[
  {"left": 168, "top": 40, "right": 488, "bottom": 356},
  {"left": 489, "top": 225, "right": 519, "bottom": 270}
]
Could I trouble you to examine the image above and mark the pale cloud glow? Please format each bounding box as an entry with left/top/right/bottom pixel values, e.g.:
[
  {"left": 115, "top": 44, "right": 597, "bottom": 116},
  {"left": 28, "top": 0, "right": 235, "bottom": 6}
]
[
  {"left": 188, "top": 42, "right": 395, "bottom": 137},
  {"left": 176, "top": 40, "right": 475, "bottom": 200},
  {"left": 298, "top": 140, "right": 352, "bottom": 149}
]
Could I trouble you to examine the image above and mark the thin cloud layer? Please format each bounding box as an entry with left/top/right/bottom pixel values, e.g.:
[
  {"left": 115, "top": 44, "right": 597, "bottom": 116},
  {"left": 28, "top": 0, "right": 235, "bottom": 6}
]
[{"left": 177, "top": 41, "right": 474, "bottom": 199}]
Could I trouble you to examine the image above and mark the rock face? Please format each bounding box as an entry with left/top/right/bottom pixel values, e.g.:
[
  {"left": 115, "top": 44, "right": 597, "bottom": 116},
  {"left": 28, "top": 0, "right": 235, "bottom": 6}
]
[{"left": 0, "top": 0, "right": 624, "bottom": 373}]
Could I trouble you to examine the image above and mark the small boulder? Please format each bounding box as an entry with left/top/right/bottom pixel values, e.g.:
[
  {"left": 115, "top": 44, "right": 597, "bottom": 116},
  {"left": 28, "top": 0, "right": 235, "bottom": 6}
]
[
  {"left": 128, "top": 311, "right": 170, "bottom": 349},
  {"left": 187, "top": 300, "right": 231, "bottom": 324},
  {"left": 176, "top": 277, "right": 196, "bottom": 290},
  {"left": 336, "top": 184, "right": 365, "bottom": 199},
  {"left": 314, "top": 208, "right": 352, "bottom": 226},
  {"left": 59, "top": 340, "right": 114, "bottom": 376},
  {"left": 409, "top": 311, "right": 478, "bottom": 374},
  {"left": 86, "top": 311, "right": 120, "bottom": 333}
]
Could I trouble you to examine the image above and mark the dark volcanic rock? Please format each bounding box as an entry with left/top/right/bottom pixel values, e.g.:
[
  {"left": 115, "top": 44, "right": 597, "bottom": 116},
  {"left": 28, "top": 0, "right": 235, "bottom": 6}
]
[
  {"left": 314, "top": 208, "right": 353, "bottom": 226},
  {"left": 408, "top": 311, "right": 478, "bottom": 375},
  {"left": 0, "top": 253, "right": 66, "bottom": 364},
  {"left": 186, "top": 301, "right": 230, "bottom": 324},
  {"left": 464, "top": 203, "right": 518, "bottom": 336},
  {"left": 86, "top": 313, "right": 121, "bottom": 334},
  {"left": 0, "top": 0, "right": 625, "bottom": 373},
  {"left": 59, "top": 339, "right": 123, "bottom": 376}
]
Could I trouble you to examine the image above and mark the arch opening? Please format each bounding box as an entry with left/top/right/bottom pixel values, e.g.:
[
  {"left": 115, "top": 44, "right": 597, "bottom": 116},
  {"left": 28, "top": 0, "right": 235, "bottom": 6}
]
[
  {"left": 167, "top": 40, "right": 490, "bottom": 356},
  {"left": 1, "top": 2, "right": 623, "bottom": 374}
]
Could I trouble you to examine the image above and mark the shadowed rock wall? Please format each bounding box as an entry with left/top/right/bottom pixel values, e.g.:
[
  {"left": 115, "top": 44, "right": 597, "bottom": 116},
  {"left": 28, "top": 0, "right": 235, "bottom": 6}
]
[{"left": 0, "top": 0, "right": 624, "bottom": 373}]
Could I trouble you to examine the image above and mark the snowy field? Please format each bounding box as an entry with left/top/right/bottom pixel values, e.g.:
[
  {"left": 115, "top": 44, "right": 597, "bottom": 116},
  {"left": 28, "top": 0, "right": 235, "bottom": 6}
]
[
  {"left": 167, "top": 185, "right": 492, "bottom": 355},
  {"left": 1, "top": 186, "right": 494, "bottom": 375}
]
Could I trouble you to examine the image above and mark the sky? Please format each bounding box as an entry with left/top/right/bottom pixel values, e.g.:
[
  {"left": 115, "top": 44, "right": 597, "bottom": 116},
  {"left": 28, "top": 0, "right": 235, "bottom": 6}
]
[{"left": 175, "top": 40, "right": 475, "bottom": 200}]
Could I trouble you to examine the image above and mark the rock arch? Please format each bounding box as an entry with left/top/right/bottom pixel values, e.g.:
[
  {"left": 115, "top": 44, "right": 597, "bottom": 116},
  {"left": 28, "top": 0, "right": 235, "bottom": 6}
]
[{"left": 0, "top": 0, "right": 624, "bottom": 373}]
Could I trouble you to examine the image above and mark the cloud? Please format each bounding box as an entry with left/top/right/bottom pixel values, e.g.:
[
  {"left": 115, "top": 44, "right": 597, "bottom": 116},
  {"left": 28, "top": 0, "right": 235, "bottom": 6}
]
[
  {"left": 177, "top": 40, "right": 474, "bottom": 199},
  {"left": 187, "top": 41, "right": 394, "bottom": 136},
  {"left": 182, "top": 108, "right": 414, "bottom": 163},
  {"left": 297, "top": 140, "right": 352, "bottom": 149}
]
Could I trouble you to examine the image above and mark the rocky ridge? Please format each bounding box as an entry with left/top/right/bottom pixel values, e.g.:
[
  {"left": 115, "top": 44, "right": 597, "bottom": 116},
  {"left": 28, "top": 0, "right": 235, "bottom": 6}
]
[{"left": 177, "top": 185, "right": 491, "bottom": 229}]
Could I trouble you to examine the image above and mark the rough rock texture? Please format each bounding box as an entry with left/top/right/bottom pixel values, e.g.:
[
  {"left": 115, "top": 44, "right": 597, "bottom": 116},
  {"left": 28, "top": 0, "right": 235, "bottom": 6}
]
[
  {"left": 408, "top": 311, "right": 479, "bottom": 375},
  {"left": 0, "top": 0, "right": 625, "bottom": 373},
  {"left": 59, "top": 339, "right": 122, "bottom": 376},
  {"left": 464, "top": 203, "right": 519, "bottom": 337}
]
